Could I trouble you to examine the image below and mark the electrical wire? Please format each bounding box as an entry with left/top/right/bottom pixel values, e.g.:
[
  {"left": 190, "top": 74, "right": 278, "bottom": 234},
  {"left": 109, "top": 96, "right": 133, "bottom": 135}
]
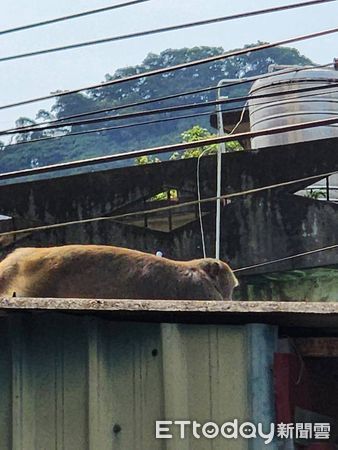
[
  {"left": 3, "top": 82, "right": 338, "bottom": 136},
  {"left": 4, "top": 69, "right": 337, "bottom": 131},
  {"left": 3, "top": 172, "right": 338, "bottom": 279},
  {"left": 233, "top": 243, "right": 338, "bottom": 273},
  {"left": 288, "top": 338, "right": 305, "bottom": 385},
  {"left": 5, "top": 109, "right": 225, "bottom": 147},
  {"left": 5, "top": 109, "right": 222, "bottom": 147},
  {"left": 6, "top": 85, "right": 338, "bottom": 148},
  {"left": 1, "top": 166, "right": 338, "bottom": 239},
  {"left": 0, "top": 62, "right": 333, "bottom": 119},
  {"left": 197, "top": 149, "right": 209, "bottom": 258},
  {"left": 0, "top": 1, "right": 336, "bottom": 63},
  {"left": 10, "top": 63, "right": 332, "bottom": 127},
  {"left": 0, "top": 1, "right": 151, "bottom": 36},
  {"left": 197, "top": 102, "right": 249, "bottom": 258},
  {"left": 1, "top": 116, "right": 337, "bottom": 180},
  {"left": 0, "top": 29, "right": 336, "bottom": 111},
  {"left": 228, "top": 103, "right": 248, "bottom": 136}
]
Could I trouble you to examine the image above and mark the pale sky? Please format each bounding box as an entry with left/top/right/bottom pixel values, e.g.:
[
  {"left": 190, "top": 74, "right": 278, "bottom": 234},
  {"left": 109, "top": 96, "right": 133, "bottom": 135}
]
[{"left": 0, "top": 0, "right": 337, "bottom": 131}]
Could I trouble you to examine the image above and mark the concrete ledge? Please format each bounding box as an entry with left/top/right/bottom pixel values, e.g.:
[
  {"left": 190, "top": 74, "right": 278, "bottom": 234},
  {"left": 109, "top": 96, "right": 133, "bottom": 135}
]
[{"left": 1, "top": 298, "right": 338, "bottom": 329}]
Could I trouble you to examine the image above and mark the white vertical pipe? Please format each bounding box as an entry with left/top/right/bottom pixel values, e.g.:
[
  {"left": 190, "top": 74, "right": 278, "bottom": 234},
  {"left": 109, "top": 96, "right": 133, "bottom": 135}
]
[
  {"left": 215, "top": 77, "right": 250, "bottom": 259},
  {"left": 215, "top": 85, "right": 227, "bottom": 260}
]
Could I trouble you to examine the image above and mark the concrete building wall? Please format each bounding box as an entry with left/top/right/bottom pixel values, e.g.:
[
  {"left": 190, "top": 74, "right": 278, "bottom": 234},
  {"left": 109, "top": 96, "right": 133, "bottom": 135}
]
[
  {"left": 1, "top": 137, "right": 338, "bottom": 277},
  {"left": 238, "top": 267, "right": 338, "bottom": 302}
]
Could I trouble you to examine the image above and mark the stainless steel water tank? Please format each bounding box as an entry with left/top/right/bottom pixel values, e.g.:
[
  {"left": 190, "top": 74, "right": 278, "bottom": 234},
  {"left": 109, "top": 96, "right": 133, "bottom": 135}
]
[{"left": 248, "top": 68, "right": 338, "bottom": 149}]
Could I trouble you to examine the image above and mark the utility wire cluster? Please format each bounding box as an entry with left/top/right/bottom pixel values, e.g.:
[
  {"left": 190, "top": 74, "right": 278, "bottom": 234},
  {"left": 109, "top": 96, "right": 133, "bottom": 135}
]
[
  {"left": 1, "top": 116, "right": 337, "bottom": 181},
  {"left": 0, "top": 0, "right": 335, "bottom": 63},
  {"left": 0, "top": 1, "right": 336, "bottom": 176},
  {"left": 0, "top": 1, "right": 151, "bottom": 36},
  {"left": 1, "top": 166, "right": 338, "bottom": 273},
  {"left": 1, "top": 26, "right": 337, "bottom": 111},
  {"left": 1, "top": 0, "right": 338, "bottom": 272},
  {"left": 3, "top": 81, "right": 337, "bottom": 137},
  {"left": 8, "top": 84, "right": 338, "bottom": 148}
]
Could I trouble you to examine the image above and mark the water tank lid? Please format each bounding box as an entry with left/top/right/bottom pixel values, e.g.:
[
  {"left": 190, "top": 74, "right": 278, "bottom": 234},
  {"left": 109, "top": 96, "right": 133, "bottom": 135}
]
[{"left": 250, "top": 68, "right": 338, "bottom": 93}]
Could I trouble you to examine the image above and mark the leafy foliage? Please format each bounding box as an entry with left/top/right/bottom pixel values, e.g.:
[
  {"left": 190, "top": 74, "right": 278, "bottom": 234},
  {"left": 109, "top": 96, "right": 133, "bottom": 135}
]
[
  {"left": 305, "top": 189, "right": 326, "bottom": 200},
  {"left": 136, "top": 125, "right": 243, "bottom": 165}
]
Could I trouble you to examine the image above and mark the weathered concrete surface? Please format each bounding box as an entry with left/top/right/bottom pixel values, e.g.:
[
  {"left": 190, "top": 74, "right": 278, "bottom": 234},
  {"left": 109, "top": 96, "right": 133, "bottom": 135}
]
[
  {"left": 1, "top": 298, "right": 338, "bottom": 328},
  {"left": 238, "top": 267, "right": 338, "bottom": 302},
  {"left": 1, "top": 137, "right": 338, "bottom": 277}
]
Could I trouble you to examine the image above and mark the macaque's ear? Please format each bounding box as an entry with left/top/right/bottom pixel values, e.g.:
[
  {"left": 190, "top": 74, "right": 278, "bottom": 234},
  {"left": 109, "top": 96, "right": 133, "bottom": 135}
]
[{"left": 201, "top": 260, "right": 221, "bottom": 279}]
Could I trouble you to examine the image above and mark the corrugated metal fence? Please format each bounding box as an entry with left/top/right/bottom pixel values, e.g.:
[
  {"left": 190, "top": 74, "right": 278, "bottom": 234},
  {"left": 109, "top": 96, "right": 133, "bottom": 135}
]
[{"left": 0, "top": 313, "right": 276, "bottom": 450}]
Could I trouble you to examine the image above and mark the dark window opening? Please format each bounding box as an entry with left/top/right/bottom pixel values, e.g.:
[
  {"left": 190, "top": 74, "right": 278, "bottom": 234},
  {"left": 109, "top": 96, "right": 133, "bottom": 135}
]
[
  {"left": 275, "top": 337, "right": 338, "bottom": 449},
  {"left": 114, "top": 187, "right": 225, "bottom": 233},
  {"left": 295, "top": 175, "right": 338, "bottom": 203}
]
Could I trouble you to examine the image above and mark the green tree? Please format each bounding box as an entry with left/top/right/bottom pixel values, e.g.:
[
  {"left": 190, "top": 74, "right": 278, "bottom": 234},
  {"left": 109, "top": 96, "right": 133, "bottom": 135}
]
[
  {"left": 1, "top": 44, "right": 315, "bottom": 172},
  {"left": 94, "top": 44, "right": 313, "bottom": 106},
  {"left": 135, "top": 155, "right": 161, "bottom": 165},
  {"left": 12, "top": 117, "right": 40, "bottom": 143},
  {"left": 171, "top": 125, "right": 242, "bottom": 159},
  {"left": 135, "top": 125, "right": 242, "bottom": 165}
]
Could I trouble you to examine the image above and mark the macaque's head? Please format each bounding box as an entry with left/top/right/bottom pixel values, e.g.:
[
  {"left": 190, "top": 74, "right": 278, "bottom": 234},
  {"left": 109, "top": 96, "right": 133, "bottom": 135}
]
[{"left": 198, "top": 258, "right": 239, "bottom": 300}]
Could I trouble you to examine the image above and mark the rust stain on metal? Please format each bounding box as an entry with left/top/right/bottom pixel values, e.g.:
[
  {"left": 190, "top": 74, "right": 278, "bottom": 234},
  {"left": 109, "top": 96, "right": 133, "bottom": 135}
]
[{"left": 295, "top": 338, "right": 338, "bottom": 357}]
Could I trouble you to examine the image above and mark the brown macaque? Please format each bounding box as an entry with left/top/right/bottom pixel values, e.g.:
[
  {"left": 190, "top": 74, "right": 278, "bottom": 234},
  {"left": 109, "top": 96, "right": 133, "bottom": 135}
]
[{"left": 0, "top": 245, "right": 238, "bottom": 300}]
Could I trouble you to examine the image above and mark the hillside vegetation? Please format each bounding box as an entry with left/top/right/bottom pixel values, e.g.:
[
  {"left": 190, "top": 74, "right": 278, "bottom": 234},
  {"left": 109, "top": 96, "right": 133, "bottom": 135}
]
[{"left": 0, "top": 43, "right": 313, "bottom": 173}]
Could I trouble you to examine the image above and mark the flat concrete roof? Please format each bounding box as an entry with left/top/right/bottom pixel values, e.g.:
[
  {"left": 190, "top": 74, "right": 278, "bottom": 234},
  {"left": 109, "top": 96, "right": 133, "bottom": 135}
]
[{"left": 1, "top": 298, "right": 338, "bottom": 330}]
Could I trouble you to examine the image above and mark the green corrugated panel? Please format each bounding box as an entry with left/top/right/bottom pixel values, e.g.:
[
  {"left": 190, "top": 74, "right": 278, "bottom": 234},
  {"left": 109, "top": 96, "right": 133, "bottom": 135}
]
[
  {"left": 0, "top": 314, "right": 257, "bottom": 450},
  {"left": 89, "top": 319, "right": 165, "bottom": 450},
  {"left": 6, "top": 315, "right": 89, "bottom": 450},
  {"left": 0, "top": 318, "right": 12, "bottom": 449},
  {"left": 161, "top": 324, "right": 249, "bottom": 450}
]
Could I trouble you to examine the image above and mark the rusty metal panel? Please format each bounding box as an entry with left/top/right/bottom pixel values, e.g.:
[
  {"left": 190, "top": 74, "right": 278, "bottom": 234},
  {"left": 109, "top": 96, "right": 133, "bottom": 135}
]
[
  {"left": 0, "top": 313, "right": 273, "bottom": 450},
  {"left": 295, "top": 337, "right": 338, "bottom": 357}
]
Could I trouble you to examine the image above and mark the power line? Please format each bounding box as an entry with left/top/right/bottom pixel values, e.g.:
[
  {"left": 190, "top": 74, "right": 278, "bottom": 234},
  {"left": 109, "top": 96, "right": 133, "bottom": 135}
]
[
  {"left": 0, "top": 166, "right": 337, "bottom": 239},
  {"left": 1, "top": 96, "right": 232, "bottom": 135},
  {"left": 4, "top": 63, "right": 335, "bottom": 133},
  {"left": 6, "top": 86, "right": 338, "bottom": 148},
  {"left": 0, "top": 63, "right": 333, "bottom": 120},
  {"left": 0, "top": 0, "right": 151, "bottom": 36},
  {"left": 197, "top": 104, "right": 248, "bottom": 258},
  {"left": 1, "top": 161, "right": 337, "bottom": 272},
  {"left": 234, "top": 244, "right": 338, "bottom": 273},
  {"left": 1, "top": 116, "right": 337, "bottom": 181},
  {"left": 0, "top": 0, "right": 335, "bottom": 63},
  {"left": 3, "top": 109, "right": 223, "bottom": 147},
  {"left": 2, "top": 65, "right": 332, "bottom": 139},
  {"left": 34, "top": 66, "right": 336, "bottom": 125},
  {"left": 4, "top": 82, "right": 338, "bottom": 136},
  {"left": 0, "top": 29, "right": 336, "bottom": 111}
]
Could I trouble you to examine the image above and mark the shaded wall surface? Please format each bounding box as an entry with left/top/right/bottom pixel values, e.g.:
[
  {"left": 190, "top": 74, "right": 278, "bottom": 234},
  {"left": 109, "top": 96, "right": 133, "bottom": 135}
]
[
  {"left": 1, "top": 137, "right": 338, "bottom": 280},
  {"left": 0, "top": 313, "right": 277, "bottom": 450},
  {"left": 0, "top": 138, "right": 338, "bottom": 300},
  {"left": 237, "top": 267, "right": 338, "bottom": 302}
]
